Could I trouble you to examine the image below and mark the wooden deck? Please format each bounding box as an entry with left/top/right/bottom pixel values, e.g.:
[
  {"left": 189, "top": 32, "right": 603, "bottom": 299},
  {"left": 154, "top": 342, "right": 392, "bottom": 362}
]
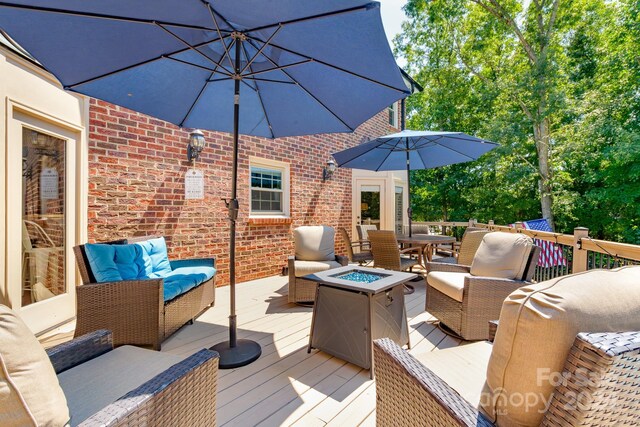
[{"left": 158, "top": 274, "right": 463, "bottom": 427}]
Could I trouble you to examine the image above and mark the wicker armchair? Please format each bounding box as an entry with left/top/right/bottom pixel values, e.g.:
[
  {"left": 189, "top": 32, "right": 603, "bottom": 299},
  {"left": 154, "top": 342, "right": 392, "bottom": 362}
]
[
  {"left": 338, "top": 227, "right": 373, "bottom": 265},
  {"left": 428, "top": 229, "right": 491, "bottom": 268},
  {"left": 288, "top": 226, "right": 348, "bottom": 304},
  {"left": 73, "top": 236, "right": 215, "bottom": 350},
  {"left": 374, "top": 331, "right": 640, "bottom": 427},
  {"left": 368, "top": 230, "right": 424, "bottom": 272},
  {"left": 426, "top": 232, "right": 540, "bottom": 340},
  {"left": 47, "top": 330, "right": 219, "bottom": 426},
  {"left": 377, "top": 266, "right": 640, "bottom": 426}
]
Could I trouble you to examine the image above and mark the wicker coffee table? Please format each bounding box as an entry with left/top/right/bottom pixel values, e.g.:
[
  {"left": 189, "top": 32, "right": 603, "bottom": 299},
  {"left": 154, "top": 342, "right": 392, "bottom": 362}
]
[{"left": 304, "top": 266, "right": 416, "bottom": 378}]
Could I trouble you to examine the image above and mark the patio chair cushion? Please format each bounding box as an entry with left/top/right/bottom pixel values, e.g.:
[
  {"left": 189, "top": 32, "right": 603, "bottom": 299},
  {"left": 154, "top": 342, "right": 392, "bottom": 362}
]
[
  {"left": 482, "top": 266, "right": 640, "bottom": 427},
  {"left": 0, "top": 304, "right": 69, "bottom": 426},
  {"left": 414, "top": 341, "right": 493, "bottom": 406},
  {"left": 427, "top": 271, "right": 469, "bottom": 302},
  {"left": 84, "top": 243, "right": 147, "bottom": 282},
  {"left": 135, "top": 236, "right": 173, "bottom": 278},
  {"left": 293, "top": 260, "right": 342, "bottom": 277},
  {"left": 57, "top": 345, "right": 182, "bottom": 426},
  {"left": 162, "top": 266, "right": 216, "bottom": 302},
  {"left": 293, "top": 226, "right": 336, "bottom": 261},
  {"left": 470, "top": 232, "right": 532, "bottom": 280},
  {"left": 83, "top": 243, "right": 122, "bottom": 283}
]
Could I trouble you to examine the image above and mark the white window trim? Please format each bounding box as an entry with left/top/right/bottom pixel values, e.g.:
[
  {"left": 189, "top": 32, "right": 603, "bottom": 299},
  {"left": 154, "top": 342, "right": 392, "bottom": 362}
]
[
  {"left": 249, "top": 156, "right": 290, "bottom": 218},
  {"left": 388, "top": 102, "right": 399, "bottom": 128}
]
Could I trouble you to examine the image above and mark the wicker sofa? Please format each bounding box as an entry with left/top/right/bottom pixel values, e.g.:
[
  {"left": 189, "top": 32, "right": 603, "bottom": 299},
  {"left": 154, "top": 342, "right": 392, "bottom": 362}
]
[
  {"left": 74, "top": 235, "right": 215, "bottom": 350},
  {"left": 375, "top": 266, "right": 640, "bottom": 426},
  {"left": 288, "top": 226, "right": 348, "bottom": 304}
]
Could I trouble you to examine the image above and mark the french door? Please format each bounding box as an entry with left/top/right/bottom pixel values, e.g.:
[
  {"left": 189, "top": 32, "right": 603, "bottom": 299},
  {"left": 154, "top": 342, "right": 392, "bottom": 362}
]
[{"left": 5, "top": 107, "right": 79, "bottom": 333}]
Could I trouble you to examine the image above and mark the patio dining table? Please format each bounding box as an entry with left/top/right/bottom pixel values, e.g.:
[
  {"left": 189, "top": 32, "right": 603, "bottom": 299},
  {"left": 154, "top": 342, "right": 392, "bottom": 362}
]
[{"left": 396, "top": 234, "right": 457, "bottom": 264}]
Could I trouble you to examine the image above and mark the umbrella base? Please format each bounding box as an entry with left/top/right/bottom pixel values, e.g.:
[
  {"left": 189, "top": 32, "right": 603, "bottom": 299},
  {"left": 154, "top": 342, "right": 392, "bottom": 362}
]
[{"left": 210, "top": 339, "right": 262, "bottom": 369}]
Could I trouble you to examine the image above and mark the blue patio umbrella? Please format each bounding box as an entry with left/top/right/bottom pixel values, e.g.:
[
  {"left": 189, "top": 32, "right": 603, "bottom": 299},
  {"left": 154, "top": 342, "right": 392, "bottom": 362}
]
[
  {"left": 0, "top": 1, "right": 410, "bottom": 367},
  {"left": 332, "top": 130, "right": 498, "bottom": 236}
]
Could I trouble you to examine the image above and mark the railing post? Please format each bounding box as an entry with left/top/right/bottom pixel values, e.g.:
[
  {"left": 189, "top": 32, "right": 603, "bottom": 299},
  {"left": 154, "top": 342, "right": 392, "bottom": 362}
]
[
  {"left": 488, "top": 220, "right": 494, "bottom": 230},
  {"left": 573, "top": 227, "right": 589, "bottom": 273},
  {"left": 469, "top": 218, "right": 476, "bottom": 227},
  {"left": 515, "top": 221, "right": 524, "bottom": 233}
]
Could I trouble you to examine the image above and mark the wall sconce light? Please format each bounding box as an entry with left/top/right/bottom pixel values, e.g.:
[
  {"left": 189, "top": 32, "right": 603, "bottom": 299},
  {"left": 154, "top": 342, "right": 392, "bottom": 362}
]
[
  {"left": 322, "top": 159, "right": 337, "bottom": 181},
  {"left": 187, "top": 129, "right": 205, "bottom": 162}
]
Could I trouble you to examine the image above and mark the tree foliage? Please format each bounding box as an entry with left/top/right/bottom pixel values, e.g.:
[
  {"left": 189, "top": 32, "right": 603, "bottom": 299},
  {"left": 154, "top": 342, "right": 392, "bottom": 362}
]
[{"left": 397, "top": 0, "right": 640, "bottom": 243}]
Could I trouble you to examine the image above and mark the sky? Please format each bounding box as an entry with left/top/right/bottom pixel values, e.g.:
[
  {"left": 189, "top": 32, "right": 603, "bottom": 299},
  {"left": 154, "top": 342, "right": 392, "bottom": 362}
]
[{"left": 378, "top": 0, "right": 409, "bottom": 64}]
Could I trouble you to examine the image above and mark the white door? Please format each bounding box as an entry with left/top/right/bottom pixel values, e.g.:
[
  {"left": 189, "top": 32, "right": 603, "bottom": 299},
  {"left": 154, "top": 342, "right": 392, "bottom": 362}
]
[
  {"left": 353, "top": 179, "right": 386, "bottom": 236},
  {"left": 5, "top": 108, "right": 78, "bottom": 333}
]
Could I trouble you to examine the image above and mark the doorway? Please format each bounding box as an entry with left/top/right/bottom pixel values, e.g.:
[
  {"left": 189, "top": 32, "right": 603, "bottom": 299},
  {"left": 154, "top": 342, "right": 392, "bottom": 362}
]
[{"left": 5, "top": 106, "right": 80, "bottom": 333}]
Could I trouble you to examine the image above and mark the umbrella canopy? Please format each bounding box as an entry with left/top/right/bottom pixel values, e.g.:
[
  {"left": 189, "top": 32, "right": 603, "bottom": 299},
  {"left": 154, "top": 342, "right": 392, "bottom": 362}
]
[
  {"left": 332, "top": 130, "right": 498, "bottom": 235},
  {"left": 0, "top": 0, "right": 409, "bottom": 367},
  {"left": 0, "top": 1, "right": 408, "bottom": 137}
]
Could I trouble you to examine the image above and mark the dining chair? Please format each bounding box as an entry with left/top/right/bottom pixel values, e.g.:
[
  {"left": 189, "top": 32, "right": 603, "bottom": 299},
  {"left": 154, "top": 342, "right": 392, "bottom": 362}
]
[
  {"left": 355, "top": 224, "right": 377, "bottom": 251},
  {"left": 338, "top": 228, "right": 373, "bottom": 265},
  {"left": 367, "top": 230, "right": 424, "bottom": 273}
]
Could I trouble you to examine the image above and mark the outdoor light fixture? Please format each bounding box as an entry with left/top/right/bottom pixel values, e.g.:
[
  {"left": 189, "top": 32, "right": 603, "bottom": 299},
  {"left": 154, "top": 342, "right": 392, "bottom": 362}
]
[
  {"left": 323, "top": 159, "right": 337, "bottom": 181},
  {"left": 187, "top": 129, "right": 205, "bottom": 162}
]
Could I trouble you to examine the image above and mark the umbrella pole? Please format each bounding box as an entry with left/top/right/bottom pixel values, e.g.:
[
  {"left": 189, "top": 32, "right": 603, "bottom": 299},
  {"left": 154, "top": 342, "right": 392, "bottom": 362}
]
[
  {"left": 406, "top": 138, "right": 412, "bottom": 237},
  {"left": 211, "top": 34, "right": 261, "bottom": 369}
]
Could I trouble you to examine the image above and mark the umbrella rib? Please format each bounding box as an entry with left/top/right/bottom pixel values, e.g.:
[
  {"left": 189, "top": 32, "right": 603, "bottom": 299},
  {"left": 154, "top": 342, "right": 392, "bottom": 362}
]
[
  {"left": 165, "top": 56, "right": 225, "bottom": 75},
  {"left": 179, "top": 72, "right": 216, "bottom": 128},
  {"left": 155, "top": 22, "right": 234, "bottom": 75},
  {"left": 375, "top": 142, "right": 398, "bottom": 172},
  {"left": 0, "top": 1, "right": 220, "bottom": 32},
  {"left": 244, "top": 3, "right": 376, "bottom": 33},
  {"left": 426, "top": 136, "right": 479, "bottom": 161},
  {"left": 241, "top": 25, "right": 283, "bottom": 74},
  {"left": 207, "top": 4, "right": 233, "bottom": 71},
  {"left": 247, "top": 36, "right": 410, "bottom": 94},
  {"left": 246, "top": 38, "right": 354, "bottom": 132},
  {"left": 334, "top": 140, "right": 386, "bottom": 166},
  {"left": 244, "top": 59, "right": 313, "bottom": 77},
  {"left": 64, "top": 36, "right": 229, "bottom": 89},
  {"left": 241, "top": 42, "right": 275, "bottom": 138},
  {"left": 244, "top": 77, "right": 296, "bottom": 84}
]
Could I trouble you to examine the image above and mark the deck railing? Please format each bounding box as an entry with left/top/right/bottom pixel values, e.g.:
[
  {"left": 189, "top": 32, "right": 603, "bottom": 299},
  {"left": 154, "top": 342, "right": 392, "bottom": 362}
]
[{"left": 408, "top": 220, "right": 640, "bottom": 281}]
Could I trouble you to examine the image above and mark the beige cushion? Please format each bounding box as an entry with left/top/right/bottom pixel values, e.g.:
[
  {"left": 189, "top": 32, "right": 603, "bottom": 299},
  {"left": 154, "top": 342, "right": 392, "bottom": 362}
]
[
  {"left": 415, "top": 341, "right": 493, "bottom": 407},
  {"left": 58, "top": 345, "right": 182, "bottom": 426},
  {"left": 458, "top": 230, "right": 492, "bottom": 266},
  {"left": 0, "top": 304, "right": 69, "bottom": 427},
  {"left": 427, "top": 271, "right": 469, "bottom": 302},
  {"left": 481, "top": 266, "right": 640, "bottom": 426},
  {"left": 294, "top": 226, "right": 336, "bottom": 261},
  {"left": 470, "top": 232, "right": 532, "bottom": 280},
  {"left": 293, "top": 260, "right": 342, "bottom": 277}
]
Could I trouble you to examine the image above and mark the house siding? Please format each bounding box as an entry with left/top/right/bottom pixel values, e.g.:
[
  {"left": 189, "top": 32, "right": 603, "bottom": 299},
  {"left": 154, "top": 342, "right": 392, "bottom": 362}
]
[{"left": 88, "top": 99, "right": 397, "bottom": 286}]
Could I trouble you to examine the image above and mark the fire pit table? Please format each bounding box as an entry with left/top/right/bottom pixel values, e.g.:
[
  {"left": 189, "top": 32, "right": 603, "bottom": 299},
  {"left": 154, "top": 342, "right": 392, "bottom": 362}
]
[{"left": 303, "top": 266, "right": 416, "bottom": 378}]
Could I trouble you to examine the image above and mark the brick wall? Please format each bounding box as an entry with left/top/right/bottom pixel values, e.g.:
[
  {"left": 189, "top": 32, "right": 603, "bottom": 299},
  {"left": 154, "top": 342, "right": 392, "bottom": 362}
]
[{"left": 88, "top": 98, "right": 397, "bottom": 286}]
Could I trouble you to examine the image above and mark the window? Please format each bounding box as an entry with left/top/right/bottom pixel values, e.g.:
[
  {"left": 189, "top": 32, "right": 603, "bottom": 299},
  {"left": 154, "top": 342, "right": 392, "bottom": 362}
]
[
  {"left": 249, "top": 158, "right": 290, "bottom": 217},
  {"left": 388, "top": 102, "right": 399, "bottom": 128}
]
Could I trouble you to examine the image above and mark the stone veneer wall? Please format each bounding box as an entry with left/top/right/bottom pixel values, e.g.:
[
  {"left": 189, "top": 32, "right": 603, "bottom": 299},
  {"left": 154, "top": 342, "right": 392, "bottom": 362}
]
[{"left": 88, "top": 98, "right": 397, "bottom": 286}]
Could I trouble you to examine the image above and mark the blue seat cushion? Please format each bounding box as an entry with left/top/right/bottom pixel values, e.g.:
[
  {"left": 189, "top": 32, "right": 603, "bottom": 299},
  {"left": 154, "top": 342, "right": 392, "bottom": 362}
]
[
  {"left": 134, "top": 237, "right": 172, "bottom": 278},
  {"left": 84, "top": 244, "right": 122, "bottom": 283},
  {"left": 113, "top": 244, "right": 145, "bottom": 280},
  {"left": 162, "top": 266, "right": 216, "bottom": 302}
]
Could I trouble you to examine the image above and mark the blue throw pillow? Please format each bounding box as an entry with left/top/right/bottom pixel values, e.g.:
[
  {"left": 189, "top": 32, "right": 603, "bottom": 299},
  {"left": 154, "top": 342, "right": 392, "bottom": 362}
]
[
  {"left": 84, "top": 244, "right": 122, "bottom": 283},
  {"left": 113, "top": 244, "right": 145, "bottom": 280},
  {"left": 135, "top": 237, "right": 172, "bottom": 278}
]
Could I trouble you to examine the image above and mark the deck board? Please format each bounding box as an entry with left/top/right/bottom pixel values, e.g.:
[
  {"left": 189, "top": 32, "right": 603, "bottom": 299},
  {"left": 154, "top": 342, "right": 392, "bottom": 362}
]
[
  {"left": 41, "top": 273, "right": 465, "bottom": 426},
  {"left": 163, "top": 274, "right": 462, "bottom": 426}
]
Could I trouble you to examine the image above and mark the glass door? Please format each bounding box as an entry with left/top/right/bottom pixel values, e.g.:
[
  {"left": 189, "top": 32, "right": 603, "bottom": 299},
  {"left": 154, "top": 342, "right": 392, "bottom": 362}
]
[
  {"left": 6, "top": 109, "right": 77, "bottom": 333},
  {"left": 354, "top": 179, "right": 386, "bottom": 238}
]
